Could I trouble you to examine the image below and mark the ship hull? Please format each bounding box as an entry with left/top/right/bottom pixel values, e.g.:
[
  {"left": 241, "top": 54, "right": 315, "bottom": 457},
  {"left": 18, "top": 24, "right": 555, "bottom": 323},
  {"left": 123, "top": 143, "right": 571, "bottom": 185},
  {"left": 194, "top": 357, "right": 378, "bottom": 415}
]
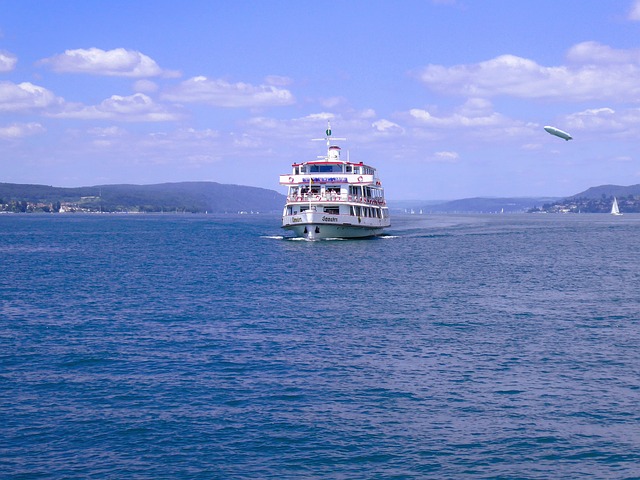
[{"left": 282, "top": 212, "right": 389, "bottom": 240}]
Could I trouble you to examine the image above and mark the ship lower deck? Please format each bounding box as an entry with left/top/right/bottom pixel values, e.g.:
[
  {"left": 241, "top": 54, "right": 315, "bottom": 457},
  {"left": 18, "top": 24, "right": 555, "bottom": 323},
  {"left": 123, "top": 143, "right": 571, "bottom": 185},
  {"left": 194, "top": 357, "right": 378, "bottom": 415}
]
[{"left": 282, "top": 210, "right": 390, "bottom": 240}]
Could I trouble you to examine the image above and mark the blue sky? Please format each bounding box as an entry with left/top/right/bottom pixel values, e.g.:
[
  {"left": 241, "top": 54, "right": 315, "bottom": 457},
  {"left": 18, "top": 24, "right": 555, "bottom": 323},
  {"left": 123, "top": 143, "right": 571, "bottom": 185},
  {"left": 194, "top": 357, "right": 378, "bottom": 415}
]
[{"left": 2, "top": 1, "right": 640, "bottom": 200}]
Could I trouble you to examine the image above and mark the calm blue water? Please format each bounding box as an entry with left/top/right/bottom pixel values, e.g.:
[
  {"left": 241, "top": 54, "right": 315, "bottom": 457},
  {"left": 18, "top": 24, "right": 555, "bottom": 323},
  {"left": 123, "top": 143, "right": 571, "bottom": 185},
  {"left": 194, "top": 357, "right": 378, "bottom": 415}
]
[{"left": 2, "top": 213, "right": 640, "bottom": 479}]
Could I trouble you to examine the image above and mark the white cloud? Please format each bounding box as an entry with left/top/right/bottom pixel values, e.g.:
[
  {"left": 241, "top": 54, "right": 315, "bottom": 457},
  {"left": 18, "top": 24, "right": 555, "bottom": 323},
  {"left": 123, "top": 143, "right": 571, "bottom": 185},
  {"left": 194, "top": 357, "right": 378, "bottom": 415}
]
[
  {"left": 264, "top": 75, "right": 293, "bottom": 86},
  {"left": 372, "top": 119, "right": 403, "bottom": 133},
  {"left": 457, "top": 98, "right": 494, "bottom": 116},
  {"left": 320, "top": 96, "right": 348, "bottom": 109},
  {"left": 0, "top": 51, "right": 17, "bottom": 72},
  {"left": 0, "top": 122, "right": 45, "bottom": 139},
  {"left": 0, "top": 81, "right": 62, "bottom": 111},
  {"left": 402, "top": 99, "right": 539, "bottom": 145},
  {"left": 0, "top": 82, "right": 178, "bottom": 122},
  {"left": 88, "top": 126, "right": 128, "bottom": 137},
  {"left": 162, "top": 76, "right": 295, "bottom": 107},
  {"left": 565, "top": 106, "right": 640, "bottom": 136},
  {"left": 52, "top": 126, "right": 226, "bottom": 169},
  {"left": 416, "top": 42, "right": 640, "bottom": 101},
  {"left": 52, "top": 93, "right": 181, "bottom": 122},
  {"left": 138, "top": 128, "right": 224, "bottom": 164},
  {"left": 566, "top": 41, "right": 640, "bottom": 64},
  {"left": 244, "top": 112, "right": 378, "bottom": 139},
  {"left": 409, "top": 107, "right": 504, "bottom": 127},
  {"left": 434, "top": 151, "right": 459, "bottom": 162},
  {"left": 134, "top": 79, "right": 159, "bottom": 93},
  {"left": 173, "top": 127, "right": 220, "bottom": 140},
  {"left": 358, "top": 108, "right": 377, "bottom": 119},
  {"left": 629, "top": 0, "right": 640, "bottom": 20},
  {"left": 302, "top": 112, "right": 334, "bottom": 121},
  {"left": 39, "top": 48, "right": 177, "bottom": 77}
]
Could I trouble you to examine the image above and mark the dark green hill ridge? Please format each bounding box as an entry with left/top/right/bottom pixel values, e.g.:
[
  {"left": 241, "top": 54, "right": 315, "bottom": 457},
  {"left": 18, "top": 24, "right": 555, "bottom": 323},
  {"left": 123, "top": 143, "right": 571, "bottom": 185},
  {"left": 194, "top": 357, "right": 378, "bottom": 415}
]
[
  {"left": 0, "top": 181, "right": 286, "bottom": 213},
  {"left": 530, "top": 184, "right": 640, "bottom": 213},
  {"left": 569, "top": 184, "right": 640, "bottom": 199}
]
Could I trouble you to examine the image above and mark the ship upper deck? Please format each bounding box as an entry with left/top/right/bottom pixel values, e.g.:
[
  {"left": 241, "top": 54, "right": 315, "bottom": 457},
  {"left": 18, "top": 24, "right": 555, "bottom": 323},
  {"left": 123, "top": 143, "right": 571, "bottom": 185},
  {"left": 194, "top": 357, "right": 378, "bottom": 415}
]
[{"left": 279, "top": 122, "right": 384, "bottom": 187}]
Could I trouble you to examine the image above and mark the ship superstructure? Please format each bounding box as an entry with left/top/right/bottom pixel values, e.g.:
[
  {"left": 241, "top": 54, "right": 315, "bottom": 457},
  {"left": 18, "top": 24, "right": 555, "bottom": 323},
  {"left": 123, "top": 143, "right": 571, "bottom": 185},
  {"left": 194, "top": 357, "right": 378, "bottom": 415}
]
[{"left": 279, "top": 123, "right": 390, "bottom": 239}]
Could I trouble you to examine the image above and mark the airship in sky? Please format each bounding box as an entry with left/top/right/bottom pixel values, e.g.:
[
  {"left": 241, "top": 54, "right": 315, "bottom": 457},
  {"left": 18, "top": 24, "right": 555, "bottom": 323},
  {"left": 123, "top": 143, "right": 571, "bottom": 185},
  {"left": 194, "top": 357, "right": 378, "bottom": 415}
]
[{"left": 544, "top": 126, "right": 572, "bottom": 141}]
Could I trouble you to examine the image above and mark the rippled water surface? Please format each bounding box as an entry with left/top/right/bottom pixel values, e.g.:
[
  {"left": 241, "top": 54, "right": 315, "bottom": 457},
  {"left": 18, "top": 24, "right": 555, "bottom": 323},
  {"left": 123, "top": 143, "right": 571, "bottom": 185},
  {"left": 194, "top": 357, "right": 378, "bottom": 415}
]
[{"left": 2, "top": 213, "right": 640, "bottom": 478}]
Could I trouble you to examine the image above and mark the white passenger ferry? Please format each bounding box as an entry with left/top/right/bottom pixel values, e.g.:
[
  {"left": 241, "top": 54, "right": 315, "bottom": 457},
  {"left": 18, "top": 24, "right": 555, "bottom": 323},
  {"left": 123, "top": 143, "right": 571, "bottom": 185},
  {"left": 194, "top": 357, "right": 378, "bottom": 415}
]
[{"left": 279, "top": 124, "right": 390, "bottom": 240}]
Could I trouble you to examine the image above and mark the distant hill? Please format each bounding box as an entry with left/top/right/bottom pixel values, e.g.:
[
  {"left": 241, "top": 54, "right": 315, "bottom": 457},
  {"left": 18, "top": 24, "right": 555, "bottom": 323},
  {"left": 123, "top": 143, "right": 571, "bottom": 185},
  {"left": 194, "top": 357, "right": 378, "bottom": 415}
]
[
  {"left": 569, "top": 184, "right": 640, "bottom": 199},
  {"left": 392, "top": 184, "right": 640, "bottom": 213},
  {"left": 0, "top": 181, "right": 286, "bottom": 213},
  {"left": 392, "top": 197, "right": 560, "bottom": 213},
  {"left": 530, "top": 184, "right": 640, "bottom": 213}
]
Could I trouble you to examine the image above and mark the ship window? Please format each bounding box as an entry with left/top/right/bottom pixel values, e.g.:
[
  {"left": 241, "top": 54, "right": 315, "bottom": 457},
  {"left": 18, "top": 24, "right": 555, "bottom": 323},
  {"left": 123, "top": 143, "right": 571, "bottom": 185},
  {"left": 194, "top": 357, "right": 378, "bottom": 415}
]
[
  {"left": 323, "top": 206, "right": 339, "bottom": 215},
  {"left": 310, "top": 165, "right": 341, "bottom": 173}
]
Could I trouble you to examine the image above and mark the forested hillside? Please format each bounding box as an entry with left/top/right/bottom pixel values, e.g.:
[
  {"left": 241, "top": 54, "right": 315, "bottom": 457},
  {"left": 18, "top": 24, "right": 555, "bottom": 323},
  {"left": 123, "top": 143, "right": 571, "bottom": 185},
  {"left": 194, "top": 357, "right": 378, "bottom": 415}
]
[{"left": 0, "top": 182, "right": 286, "bottom": 213}]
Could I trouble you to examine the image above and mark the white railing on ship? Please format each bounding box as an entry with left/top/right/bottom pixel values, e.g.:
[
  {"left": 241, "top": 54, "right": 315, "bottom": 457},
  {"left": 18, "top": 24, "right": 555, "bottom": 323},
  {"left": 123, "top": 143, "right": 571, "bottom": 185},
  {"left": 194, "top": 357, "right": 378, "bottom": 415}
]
[{"left": 286, "top": 194, "right": 386, "bottom": 205}]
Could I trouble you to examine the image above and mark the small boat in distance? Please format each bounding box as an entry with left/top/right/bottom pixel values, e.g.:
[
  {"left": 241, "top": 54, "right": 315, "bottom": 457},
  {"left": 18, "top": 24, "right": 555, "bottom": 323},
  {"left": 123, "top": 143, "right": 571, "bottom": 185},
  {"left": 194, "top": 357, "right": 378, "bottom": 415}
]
[
  {"left": 611, "top": 197, "right": 623, "bottom": 216},
  {"left": 279, "top": 123, "right": 391, "bottom": 240}
]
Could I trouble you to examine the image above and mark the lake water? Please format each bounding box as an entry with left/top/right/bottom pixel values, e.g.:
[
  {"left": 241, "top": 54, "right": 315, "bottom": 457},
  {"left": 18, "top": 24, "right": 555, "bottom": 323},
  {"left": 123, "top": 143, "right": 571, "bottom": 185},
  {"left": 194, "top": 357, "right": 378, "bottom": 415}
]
[{"left": 2, "top": 213, "right": 639, "bottom": 479}]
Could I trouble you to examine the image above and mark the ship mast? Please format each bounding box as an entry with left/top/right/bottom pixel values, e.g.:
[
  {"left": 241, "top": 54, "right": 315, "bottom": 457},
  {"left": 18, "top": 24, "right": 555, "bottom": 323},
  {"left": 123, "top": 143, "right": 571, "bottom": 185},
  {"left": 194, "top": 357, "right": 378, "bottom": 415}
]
[{"left": 313, "top": 120, "right": 345, "bottom": 159}]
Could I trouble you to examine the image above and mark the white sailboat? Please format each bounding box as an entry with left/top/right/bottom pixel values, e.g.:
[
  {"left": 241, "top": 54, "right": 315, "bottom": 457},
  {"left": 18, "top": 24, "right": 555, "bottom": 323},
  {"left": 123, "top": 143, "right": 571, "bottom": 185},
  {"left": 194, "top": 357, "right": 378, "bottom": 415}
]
[{"left": 611, "top": 197, "right": 622, "bottom": 216}]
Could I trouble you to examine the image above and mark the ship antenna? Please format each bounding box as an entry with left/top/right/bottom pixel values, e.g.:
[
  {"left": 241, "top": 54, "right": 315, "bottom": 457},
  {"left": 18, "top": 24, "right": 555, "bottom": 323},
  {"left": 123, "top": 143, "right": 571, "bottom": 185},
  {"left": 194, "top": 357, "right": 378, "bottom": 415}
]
[{"left": 312, "top": 120, "right": 346, "bottom": 157}]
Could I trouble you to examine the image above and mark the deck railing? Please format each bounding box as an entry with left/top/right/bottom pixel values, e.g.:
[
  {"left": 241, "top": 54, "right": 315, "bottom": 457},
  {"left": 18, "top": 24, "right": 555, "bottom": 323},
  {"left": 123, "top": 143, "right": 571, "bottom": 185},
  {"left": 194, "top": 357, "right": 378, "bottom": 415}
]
[{"left": 286, "top": 194, "right": 386, "bottom": 205}]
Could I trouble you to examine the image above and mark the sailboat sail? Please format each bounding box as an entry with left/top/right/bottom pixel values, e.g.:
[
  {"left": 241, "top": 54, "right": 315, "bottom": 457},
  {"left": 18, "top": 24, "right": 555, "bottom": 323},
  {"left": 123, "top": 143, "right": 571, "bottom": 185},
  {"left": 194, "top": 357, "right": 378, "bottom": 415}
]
[{"left": 611, "top": 197, "right": 622, "bottom": 216}]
